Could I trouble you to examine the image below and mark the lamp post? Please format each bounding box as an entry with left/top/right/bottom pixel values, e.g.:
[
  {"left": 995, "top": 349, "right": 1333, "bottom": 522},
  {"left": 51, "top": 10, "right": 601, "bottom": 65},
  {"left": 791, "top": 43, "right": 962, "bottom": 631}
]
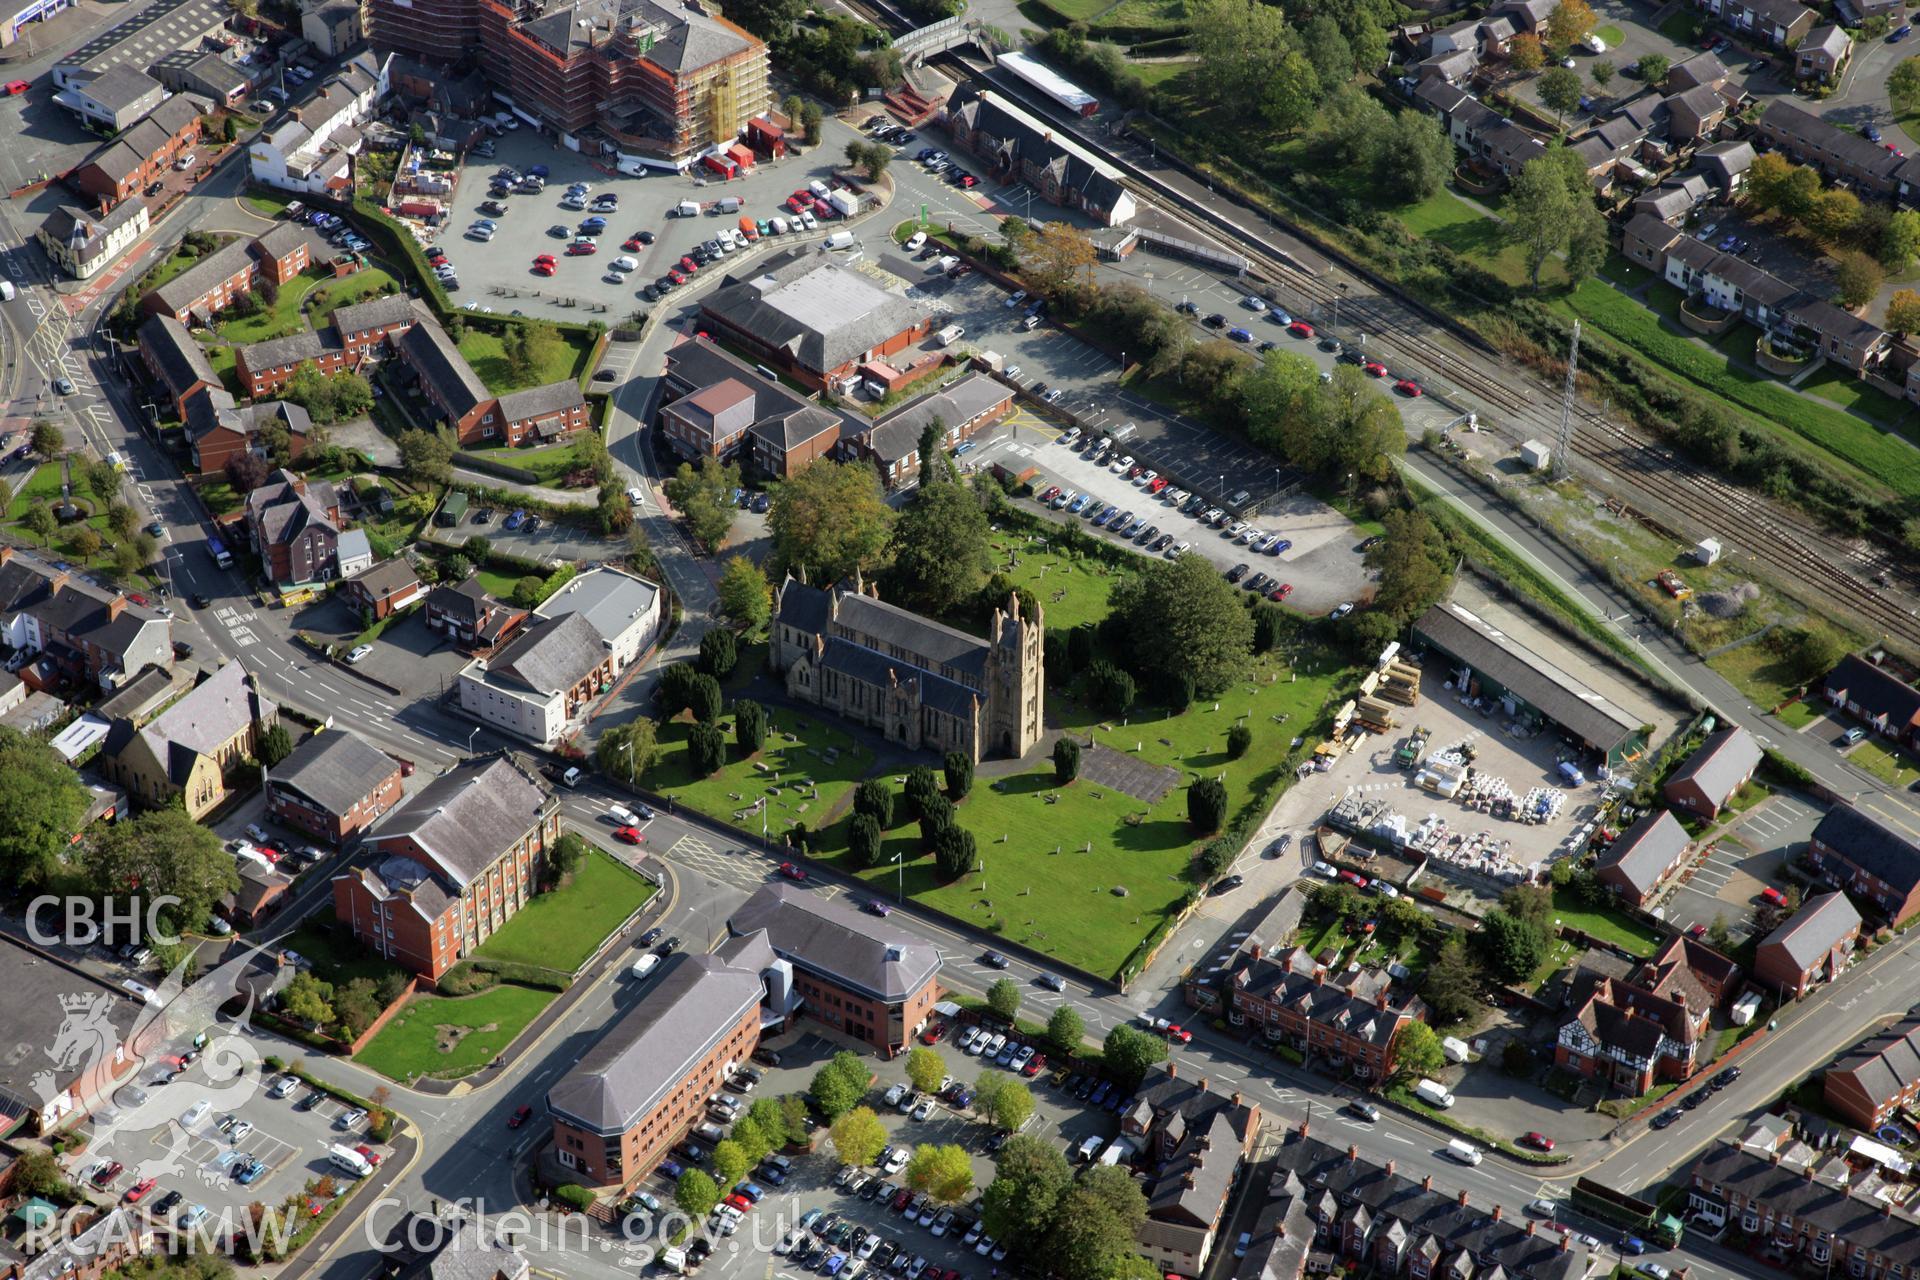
[{"left": 466, "top": 725, "right": 479, "bottom": 757}]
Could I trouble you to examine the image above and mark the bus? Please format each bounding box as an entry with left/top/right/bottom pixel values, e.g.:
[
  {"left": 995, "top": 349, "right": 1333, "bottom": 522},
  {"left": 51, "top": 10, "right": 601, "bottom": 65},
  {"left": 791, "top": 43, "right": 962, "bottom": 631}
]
[
  {"left": 207, "top": 536, "right": 232, "bottom": 569},
  {"left": 1570, "top": 1178, "right": 1684, "bottom": 1247}
]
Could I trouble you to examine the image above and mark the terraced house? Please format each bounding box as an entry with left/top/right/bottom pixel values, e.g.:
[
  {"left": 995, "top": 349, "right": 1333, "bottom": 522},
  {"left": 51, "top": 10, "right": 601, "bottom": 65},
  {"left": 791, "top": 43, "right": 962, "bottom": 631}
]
[
  {"left": 1217, "top": 943, "right": 1422, "bottom": 1082},
  {"left": 1824, "top": 1006, "right": 1920, "bottom": 1129},
  {"left": 1806, "top": 802, "right": 1920, "bottom": 923},
  {"left": 1261, "top": 1124, "right": 1595, "bottom": 1280},
  {"left": 331, "top": 755, "right": 559, "bottom": 977},
  {"left": 1687, "top": 1141, "right": 1920, "bottom": 1274},
  {"left": 1125, "top": 1063, "right": 1261, "bottom": 1273}
]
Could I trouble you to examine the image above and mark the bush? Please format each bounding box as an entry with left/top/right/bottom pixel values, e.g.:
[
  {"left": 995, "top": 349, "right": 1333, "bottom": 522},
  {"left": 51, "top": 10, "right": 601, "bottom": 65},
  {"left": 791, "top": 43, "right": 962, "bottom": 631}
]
[
  {"left": 553, "top": 1184, "right": 596, "bottom": 1212},
  {"left": 1226, "top": 724, "right": 1252, "bottom": 759},
  {"left": 1053, "top": 736, "right": 1081, "bottom": 783},
  {"left": 1188, "top": 777, "right": 1227, "bottom": 834}
]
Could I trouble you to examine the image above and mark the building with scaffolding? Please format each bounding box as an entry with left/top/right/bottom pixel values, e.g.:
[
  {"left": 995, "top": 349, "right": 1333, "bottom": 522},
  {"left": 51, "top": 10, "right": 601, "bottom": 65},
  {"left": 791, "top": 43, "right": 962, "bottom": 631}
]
[{"left": 367, "top": 0, "right": 768, "bottom": 161}]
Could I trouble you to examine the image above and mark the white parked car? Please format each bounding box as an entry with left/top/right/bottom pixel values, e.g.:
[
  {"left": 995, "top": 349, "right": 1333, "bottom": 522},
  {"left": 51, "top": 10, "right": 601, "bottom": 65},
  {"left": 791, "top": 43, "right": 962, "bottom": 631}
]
[
  {"left": 612, "top": 255, "right": 638, "bottom": 272},
  {"left": 883, "top": 1083, "right": 907, "bottom": 1108},
  {"left": 345, "top": 644, "right": 373, "bottom": 663},
  {"left": 882, "top": 1146, "right": 910, "bottom": 1174},
  {"left": 905, "top": 231, "right": 927, "bottom": 251},
  {"left": 1110, "top": 454, "right": 1134, "bottom": 474}
]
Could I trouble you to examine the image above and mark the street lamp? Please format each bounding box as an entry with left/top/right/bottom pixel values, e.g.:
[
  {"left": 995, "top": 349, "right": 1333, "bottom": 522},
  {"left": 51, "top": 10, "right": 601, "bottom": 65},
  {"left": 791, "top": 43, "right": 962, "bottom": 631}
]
[{"left": 466, "top": 725, "right": 480, "bottom": 757}]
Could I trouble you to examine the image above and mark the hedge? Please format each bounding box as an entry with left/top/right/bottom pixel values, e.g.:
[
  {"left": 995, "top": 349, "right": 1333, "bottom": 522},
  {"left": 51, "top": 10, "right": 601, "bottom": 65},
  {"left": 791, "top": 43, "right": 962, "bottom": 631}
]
[
  {"left": 270, "top": 1059, "right": 401, "bottom": 1141},
  {"left": 455, "top": 451, "right": 544, "bottom": 485},
  {"left": 438, "top": 958, "right": 573, "bottom": 995}
]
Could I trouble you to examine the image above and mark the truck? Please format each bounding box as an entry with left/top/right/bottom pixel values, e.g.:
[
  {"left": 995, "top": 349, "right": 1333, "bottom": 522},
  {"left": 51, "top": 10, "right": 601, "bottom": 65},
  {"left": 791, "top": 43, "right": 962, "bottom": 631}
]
[
  {"left": 328, "top": 1144, "right": 372, "bottom": 1177},
  {"left": 932, "top": 324, "right": 965, "bottom": 348},
  {"left": 1393, "top": 726, "right": 1430, "bottom": 770},
  {"left": 206, "top": 536, "right": 233, "bottom": 569},
  {"left": 1656, "top": 569, "right": 1692, "bottom": 601},
  {"left": 437, "top": 490, "right": 469, "bottom": 526},
  {"left": 1414, "top": 1078, "right": 1455, "bottom": 1108},
  {"left": 829, "top": 189, "right": 859, "bottom": 218}
]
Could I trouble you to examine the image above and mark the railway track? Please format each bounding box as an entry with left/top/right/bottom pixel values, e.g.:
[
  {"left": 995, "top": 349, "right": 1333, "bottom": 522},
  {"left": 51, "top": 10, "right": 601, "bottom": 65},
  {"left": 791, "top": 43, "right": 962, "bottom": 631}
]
[{"left": 907, "top": 48, "right": 1920, "bottom": 651}]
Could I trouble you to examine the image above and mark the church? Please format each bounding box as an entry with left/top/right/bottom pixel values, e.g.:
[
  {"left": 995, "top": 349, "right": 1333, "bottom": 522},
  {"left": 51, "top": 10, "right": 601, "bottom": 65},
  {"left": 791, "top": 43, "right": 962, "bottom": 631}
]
[{"left": 769, "top": 573, "right": 1044, "bottom": 764}]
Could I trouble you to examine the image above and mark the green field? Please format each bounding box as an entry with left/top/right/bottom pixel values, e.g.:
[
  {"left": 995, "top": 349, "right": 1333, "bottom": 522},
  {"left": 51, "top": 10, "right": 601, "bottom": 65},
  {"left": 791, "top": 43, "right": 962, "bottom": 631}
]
[
  {"left": 458, "top": 326, "right": 592, "bottom": 394},
  {"left": 1706, "top": 620, "right": 1856, "bottom": 710},
  {"left": 1551, "top": 885, "right": 1661, "bottom": 956},
  {"left": 1561, "top": 279, "right": 1919, "bottom": 501},
  {"left": 355, "top": 984, "right": 555, "bottom": 1080},
  {"left": 1400, "top": 190, "right": 1565, "bottom": 289},
  {"left": 472, "top": 568, "right": 521, "bottom": 598},
  {"left": 474, "top": 850, "right": 655, "bottom": 973},
  {"left": 649, "top": 709, "right": 877, "bottom": 837}
]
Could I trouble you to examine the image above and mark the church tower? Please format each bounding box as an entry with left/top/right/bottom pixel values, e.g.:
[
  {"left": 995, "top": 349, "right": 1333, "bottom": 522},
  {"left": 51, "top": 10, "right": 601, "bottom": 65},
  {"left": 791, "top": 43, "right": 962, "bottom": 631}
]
[{"left": 985, "top": 593, "right": 1044, "bottom": 759}]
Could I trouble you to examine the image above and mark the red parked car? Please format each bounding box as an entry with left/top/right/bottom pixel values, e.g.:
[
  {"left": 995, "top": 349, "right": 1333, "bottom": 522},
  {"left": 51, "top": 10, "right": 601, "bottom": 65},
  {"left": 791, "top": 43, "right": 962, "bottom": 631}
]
[
  {"left": 678, "top": 256, "right": 699, "bottom": 274},
  {"left": 1520, "top": 1132, "right": 1554, "bottom": 1151},
  {"left": 355, "top": 1144, "right": 383, "bottom": 1167},
  {"left": 1022, "top": 1053, "right": 1047, "bottom": 1077},
  {"left": 124, "top": 1178, "right": 157, "bottom": 1203},
  {"left": 1394, "top": 378, "right": 1423, "bottom": 397},
  {"left": 565, "top": 241, "right": 597, "bottom": 256},
  {"left": 777, "top": 862, "right": 807, "bottom": 882},
  {"left": 1362, "top": 360, "right": 1388, "bottom": 377},
  {"left": 2, "top": 80, "right": 29, "bottom": 96},
  {"left": 1287, "top": 321, "right": 1315, "bottom": 339},
  {"left": 508, "top": 1104, "right": 533, "bottom": 1128},
  {"left": 533, "top": 262, "right": 556, "bottom": 277},
  {"left": 1269, "top": 583, "right": 1293, "bottom": 602},
  {"left": 920, "top": 1020, "right": 947, "bottom": 1045}
]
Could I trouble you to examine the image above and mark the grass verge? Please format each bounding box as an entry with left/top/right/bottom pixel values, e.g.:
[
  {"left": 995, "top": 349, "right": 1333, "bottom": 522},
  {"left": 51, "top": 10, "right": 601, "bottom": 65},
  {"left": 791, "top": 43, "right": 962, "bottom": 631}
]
[
  {"left": 475, "top": 850, "right": 655, "bottom": 973},
  {"left": 355, "top": 984, "right": 556, "bottom": 1080}
]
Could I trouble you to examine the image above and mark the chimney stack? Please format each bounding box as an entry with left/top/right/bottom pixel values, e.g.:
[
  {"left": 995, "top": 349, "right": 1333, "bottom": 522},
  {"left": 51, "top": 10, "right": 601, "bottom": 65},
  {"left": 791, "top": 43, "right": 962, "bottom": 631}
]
[
  {"left": 1384, "top": 1160, "right": 1395, "bottom": 1177},
  {"left": 1348, "top": 1145, "right": 1359, "bottom": 1163},
  {"left": 1199, "top": 1078, "right": 1211, "bottom": 1094},
  {"left": 1168, "top": 1062, "right": 1178, "bottom": 1080},
  {"left": 1232, "top": 1091, "right": 1243, "bottom": 1109},
  {"left": 1457, "top": 1189, "right": 1469, "bottom": 1207},
  {"left": 1249, "top": 943, "right": 1263, "bottom": 962},
  {"left": 1771, "top": 1150, "right": 1782, "bottom": 1166},
  {"left": 1422, "top": 1175, "right": 1433, "bottom": 1192},
  {"left": 1297, "top": 1118, "right": 1310, "bottom": 1139},
  {"left": 1526, "top": 1222, "right": 1536, "bottom": 1237},
  {"left": 1376, "top": 988, "right": 1389, "bottom": 1011},
  {"left": 1559, "top": 1232, "right": 1571, "bottom": 1253},
  {"left": 1492, "top": 1206, "right": 1502, "bottom": 1222}
]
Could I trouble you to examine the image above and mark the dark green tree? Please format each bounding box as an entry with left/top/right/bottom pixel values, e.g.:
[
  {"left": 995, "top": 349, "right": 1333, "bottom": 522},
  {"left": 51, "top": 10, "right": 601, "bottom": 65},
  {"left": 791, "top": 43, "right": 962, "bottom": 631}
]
[
  {"left": 84, "top": 808, "right": 240, "bottom": 935},
  {"left": 1101, "top": 1023, "right": 1168, "bottom": 1089},
  {"left": 980, "top": 1136, "right": 1072, "bottom": 1253},
  {"left": 943, "top": 750, "right": 973, "bottom": 801},
  {"left": 733, "top": 699, "right": 766, "bottom": 755},
  {"left": 699, "top": 627, "right": 738, "bottom": 678},
  {"left": 1478, "top": 909, "right": 1547, "bottom": 984},
  {"left": 257, "top": 722, "right": 294, "bottom": 767},
  {"left": 905, "top": 765, "right": 941, "bottom": 818},
  {"left": 1421, "top": 935, "right": 1484, "bottom": 1025},
  {"left": 1053, "top": 736, "right": 1081, "bottom": 783},
  {"left": 848, "top": 813, "right": 883, "bottom": 868},
  {"left": 0, "top": 725, "right": 93, "bottom": 886},
  {"left": 1188, "top": 776, "right": 1228, "bottom": 834},
  {"left": 986, "top": 977, "right": 1021, "bottom": 1021},
  {"left": 854, "top": 778, "right": 894, "bottom": 827},
  {"left": 1047, "top": 1005, "right": 1084, "bottom": 1053},
  {"left": 1226, "top": 724, "right": 1252, "bottom": 759},
  {"left": 1108, "top": 552, "right": 1255, "bottom": 694},
  {"left": 688, "top": 722, "right": 726, "bottom": 777},
  {"left": 933, "top": 824, "right": 977, "bottom": 879},
  {"left": 690, "top": 673, "right": 724, "bottom": 724},
  {"left": 918, "top": 794, "right": 954, "bottom": 848}
]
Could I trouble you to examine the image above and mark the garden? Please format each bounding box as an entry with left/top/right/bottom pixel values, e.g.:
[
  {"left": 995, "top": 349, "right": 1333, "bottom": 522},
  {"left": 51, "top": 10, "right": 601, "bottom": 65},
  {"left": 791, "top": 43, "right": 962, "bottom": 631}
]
[
  {"left": 354, "top": 983, "right": 556, "bottom": 1081},
  {"left": 473, "top": 848, "right": 655, "bottom": 975}
]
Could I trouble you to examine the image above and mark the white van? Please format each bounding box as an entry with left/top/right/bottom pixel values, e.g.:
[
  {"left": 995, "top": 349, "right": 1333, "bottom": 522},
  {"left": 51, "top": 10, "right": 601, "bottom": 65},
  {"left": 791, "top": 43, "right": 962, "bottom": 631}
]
[
  {"left": 0, "top": 281, "right": 16, "bottom": 302},
  {"left": 823, "top": 231, "right": 856, "bottom": 252},
  {"left": 1445, "top": 1139, "right": 1483, "bottom": 1167},
  {"left": 673, "top": 201, "right": 700, "bottom": 218},
  {"left": 328, "top": 1143, "right": 373, "bottom": 1177},
  {"left": 1414, "top": 1078, "right": 1456, "bottom": 1108},
  {"left": 631, "top": 954, "right": 661, "bottom": 980},
  {"left": 809, "top": 179, "right": 831, "bottom": 200},
  {"left": 1075, "top": 1135, "right": 1104, "bottom": 1162}
]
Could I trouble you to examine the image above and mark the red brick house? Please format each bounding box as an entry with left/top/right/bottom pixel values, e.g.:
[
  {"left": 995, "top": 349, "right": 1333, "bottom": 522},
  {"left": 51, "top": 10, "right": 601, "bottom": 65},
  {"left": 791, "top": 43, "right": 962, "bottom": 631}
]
[
  {"left": 1219, "top": 943, "right": 1421, "bottom": 1082},
  {"left": 69, "top": 94, "right": 205, "bottom": 206},
  {"left": 266, "top": 729, "right": 405, "bottom": 845},
  {"left": 236, "top": 328, "right": 359, "bottom": 398},
  {"left": 1125, "top": 1063, "right": 1262, "bottom": 1275},
  {"left": 1755, "top": 891, "right": 1861, "bottom": 999},
  {"left": 425, "top": 578, "right": 528, "bottom": 655},
  {"left": 331, "top": 755, "right": 559, "bottom": 978},
  {"left": 138, "top": 315, "right": 222, "bottom": 417},
  {"left": 1808, "top": 802, "right": 1920, "bottom": 923},
  {"left": 494, "top": 381, "right": 591, "bottom": 446},
  {"left": 1594, "top": 809, "right": 1692, "bottom": 907},
  {"left": 1825, "top": 1008, "right": 1920, "bottom": 1129},
  {"left": 250, "top": 223, "right": 311, "bottom": 286},
  {"left": 396, "top": 316, "right": 491, "bottom": 438},
  {"left": 242, "top": 470, "right": 343, "bottom": 584},
  {"left": 333, "top": 294, "right": 417, "bottom": 359},
  {"left": 143, "top": 238, "right": 257, "bottom": 324},
  {"left": 660, "top": 336, "right": 844, "bottom": 477},
  {"left": 1663, "top": 726, "right": 1763, "bottom": 819},
  {"left": 185, "top": 393, "right": 313, "bottom": 475},
  {"left": 342, "top": 559, "right": 424, "bottom": 621}
]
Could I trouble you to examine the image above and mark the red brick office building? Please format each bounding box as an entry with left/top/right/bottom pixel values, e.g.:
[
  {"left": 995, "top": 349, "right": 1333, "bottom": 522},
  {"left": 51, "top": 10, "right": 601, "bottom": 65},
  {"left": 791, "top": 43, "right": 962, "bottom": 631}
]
[
  {"left": 331, "top": 755, "right": 558, "bottom": 977},
  {"left": 266, "top": 728, "right": 404, "bottom": 844},
  {"left": 728, "top": 882, "right": 942, "bottom": 1054}
]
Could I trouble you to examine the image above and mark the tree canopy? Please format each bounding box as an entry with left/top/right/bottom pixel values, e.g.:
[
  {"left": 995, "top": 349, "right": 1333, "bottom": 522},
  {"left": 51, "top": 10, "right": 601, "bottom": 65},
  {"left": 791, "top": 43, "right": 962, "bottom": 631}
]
[
  {"left": 0, "top": 726, "right": 93, "bottom": 889},
  {"left": 768, "top": 460, "right": 895, "bottom": 581},
  {"left": 84, "top": 808, "right": 240, "bottom": 935},
  {"left": 1108, "top": 552, "right": 1255, "bottom": 695}
]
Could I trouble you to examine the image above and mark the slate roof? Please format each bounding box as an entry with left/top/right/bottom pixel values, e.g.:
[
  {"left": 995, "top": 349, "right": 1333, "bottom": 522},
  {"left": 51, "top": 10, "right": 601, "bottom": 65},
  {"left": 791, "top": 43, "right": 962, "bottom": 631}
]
[
  {"left": 1812, "top": 803, "right": 1920, "bottom": 901},
  {"left": 1665, "top": 84, "right": 1726, "bottom": 125},
  {"left": 43, "top": 200, "right": 148, "bottom": 266},
  {"left": 0, "top": 933, "right": 144, "bottom": 1118},
  {"left": 141, "top": 315, "right": 220, "bottom": 401},
  {"left": 268, "top": 729, "right": 397, "bottom": 816},
  {"left": 1759, "top": 892, "right": 1861, "bottom": 973},
  {"left": 386, "top": 1214, "right": 530, "bottom": 1280},
  {"left": 830, "top": 590, "right": 990, "bottom": 680},
  {"left": 1762, "top": 99, "right": 1904, "bottom": 184},
  {"left": 1740, "top": 0, "right": 1814, "bottom": 28},
  {"left": 488, "top": 612, "right": 606, "bottom": 695},
  {"left": 245, "top": 470, "right": 338, "bottom": 548},
  {"left": 1697, "top": 139, "right": 1756, "bottom": 181},
  {"left": 1792, "top": 299, "right": 1888, "bottom": 348},
  {"left": 1667, "top": 51, "right": 1728, "bottom": 91},
  {"left": 401, "top": 318, "right": 489, "bottom": 416},
  {"left": 869, "top": 373, "right": 1010, "bottom": 444},
  {"left": 818, "top": 639, "right": 979, "bottom": 720},
  {"left": 1826, "top": 654, "right": 1920, "bottom": 730},
  {"left": 1595, "top": 809, "right": 1691, "bottom": 898},
  {"left": 126, "top": 662, "right": 274, "bottom": 785},
  {"left": 701, "top": 248, "right": 925, "bottom": 377},
  {"left": 945, "top": 83, "right": 1130, "bottom": 217},
  {"left": 728, "top": 881, "right": 941, "bottom": 1003},
  {"left": 148, "top": 239, "right": 255, "bottom": 316},
  {"left": 1690, "top": 1141, "right": 1920, "bottom": 1265},
  {"left": 1227, "top": 945, "right": 1411, "bottom": 1048},
  {"left": 370, "top": 755, "right": 553, "bottom": 887},
  {"left": 252, "top": 222, "right": 308, "bottom": 265},
  {"left": 239, "top": 327, "right": 341, "bottom": 372},
  {"left": 1804, "top": 23, "right": 1850, "bottom": 57},
  {"left": 494, "top": 380, "right": 586, "bottom": 423},
  {"left": 79, "top": 64, "right": 162, "bottom": 114},
  {"left": 1828, "top": 1008, "right": 1920, "bottom": 1119},
  {"left": 1665, "top": 726, "right": 1763, "bottom": 809},
  {"left": 427, "top": 577, "right": 501, "bottom": 625},
  {"left": 1267, "top": 1128, "right": 1594, "bottom": 1280},
  {"left": 774, "top": 575, "right": 831, "bottom": 634},
  {"left": 546, "top": 949, "right": 767, "bottom": 1134},
  {"left": 332, "top": 294, "right": 416, "bottom": 337},
  {"left": 347, "top": 558, "right": 421, "bottom": 601},
  {"left": 1413, "top": 602, "right": 1641, "bottom": 752}
]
